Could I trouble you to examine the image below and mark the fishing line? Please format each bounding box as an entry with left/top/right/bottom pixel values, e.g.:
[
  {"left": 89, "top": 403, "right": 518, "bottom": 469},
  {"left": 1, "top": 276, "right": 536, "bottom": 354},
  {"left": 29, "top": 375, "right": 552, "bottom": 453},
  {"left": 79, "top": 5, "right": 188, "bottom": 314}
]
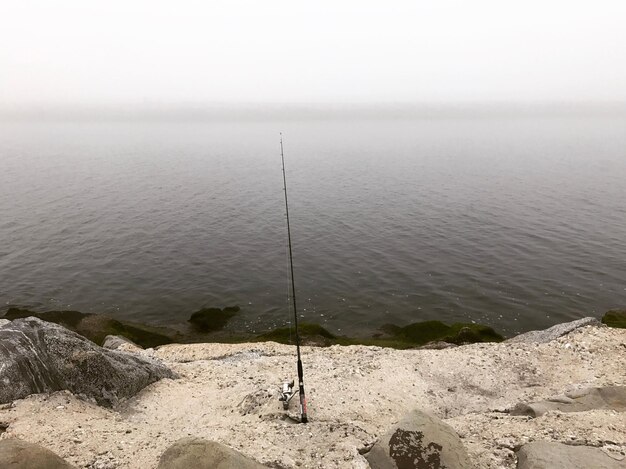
[
  {"left": 279, "top": 133, "right": 308, "bottom": 423},
  {"left": 285, "top": 234, "right": 292, "bottom": 344}
]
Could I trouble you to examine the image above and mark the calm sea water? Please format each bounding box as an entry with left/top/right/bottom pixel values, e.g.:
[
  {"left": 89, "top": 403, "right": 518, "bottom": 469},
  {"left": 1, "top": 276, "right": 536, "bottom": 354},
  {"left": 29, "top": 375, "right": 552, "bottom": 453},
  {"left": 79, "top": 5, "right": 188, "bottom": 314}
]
[{"left": 1, "top": 116, "right": 625, "bottom": 336}]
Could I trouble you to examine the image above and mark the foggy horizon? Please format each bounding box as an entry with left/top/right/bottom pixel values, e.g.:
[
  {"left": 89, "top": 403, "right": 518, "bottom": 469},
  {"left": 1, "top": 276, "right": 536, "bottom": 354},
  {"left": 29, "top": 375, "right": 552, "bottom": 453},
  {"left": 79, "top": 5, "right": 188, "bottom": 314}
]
[
  {"left": 2, "top": 1, "right": 626, "bottom": 114},
  {"left": 3, "top": 101, "right": 626, "bottom": 122}
]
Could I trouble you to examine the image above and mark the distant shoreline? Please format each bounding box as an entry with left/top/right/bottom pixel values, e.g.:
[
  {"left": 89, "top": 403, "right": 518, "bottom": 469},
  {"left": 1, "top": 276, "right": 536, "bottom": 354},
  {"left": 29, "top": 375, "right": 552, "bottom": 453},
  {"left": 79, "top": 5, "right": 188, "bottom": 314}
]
[{"left": 2, "top": 101, "right": 626, "bottom": 122}]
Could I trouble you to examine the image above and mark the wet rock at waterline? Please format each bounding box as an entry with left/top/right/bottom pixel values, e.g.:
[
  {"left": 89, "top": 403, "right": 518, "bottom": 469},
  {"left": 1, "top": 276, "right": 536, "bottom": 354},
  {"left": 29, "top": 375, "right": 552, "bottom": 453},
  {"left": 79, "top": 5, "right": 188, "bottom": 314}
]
[
  {"left": 516, "top": 441, "right": 624, "bottom": 469},
  {"left": 602, "top": 309, "right": 626, "bottom": 329},
  {"left": 511, "top": 386, "right": 626, "bottom": 417},
  {"left": 379, "top": 320, "right": 503, "bottom": 346},
  {"left": 505, "top": 317, "right": 600, "bottom": 343},
  {"left": 259, "top": 320, "right": 503, "bottom": 348},
  {"left": 0, "top": 438, "right": 77, "bottom": 469},
  {"left": 256, "top": 322, "right": 338, "bottom": 346},
  {"left": 157, "top": 437, "right": 268, "bottom": 469},
  {"left": 188, "top": 305, "right": 240, "bottom": 332},
  {"left": 3, "top": 307, "right": 177, "bottom": 348},
  {"left": 365, "top": 409, "right": 471, "bottom": 469},
  {"left": 0, "top": 317, "right": 176, "bottom": 407}
]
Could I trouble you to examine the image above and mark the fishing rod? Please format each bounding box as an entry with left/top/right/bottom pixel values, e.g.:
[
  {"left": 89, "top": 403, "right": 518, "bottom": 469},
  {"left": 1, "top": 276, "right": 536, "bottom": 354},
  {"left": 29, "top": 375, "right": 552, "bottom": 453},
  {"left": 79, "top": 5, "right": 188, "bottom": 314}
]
[{"left": 278, "top": 133, "right": 308, "bottom": 424}]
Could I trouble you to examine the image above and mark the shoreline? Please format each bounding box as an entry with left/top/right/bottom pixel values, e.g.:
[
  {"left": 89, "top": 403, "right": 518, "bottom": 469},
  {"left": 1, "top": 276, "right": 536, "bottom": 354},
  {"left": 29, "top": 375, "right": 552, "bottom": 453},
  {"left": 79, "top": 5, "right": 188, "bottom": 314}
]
[
  {"left": 0, "top": 315, "right": 624, "bottom": 468},
  {"left": 2, "top": 306, "right": 624, "bottom": 351}
]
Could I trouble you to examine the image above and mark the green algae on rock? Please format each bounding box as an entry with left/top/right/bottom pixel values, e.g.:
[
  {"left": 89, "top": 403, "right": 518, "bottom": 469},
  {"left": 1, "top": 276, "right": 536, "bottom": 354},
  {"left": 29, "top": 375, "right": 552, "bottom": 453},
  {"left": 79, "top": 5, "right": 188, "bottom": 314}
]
[
  {"left": 256, "top": 320, "right": 503, "bottom": 348},
  {"left": 3, "top": 308, "right": 177, "bottom": 348},
  {"left": 381, "top": 320, "right": 504, "bottom": 346},
  {"left": 3, "top": 308, "right": 504, "bottom": 349},
  {"left": 188, "top": 305, "right": 240, "bottom": 332},
  {"left": 601, "top": 309, "right": 626, "bottom": 329}
]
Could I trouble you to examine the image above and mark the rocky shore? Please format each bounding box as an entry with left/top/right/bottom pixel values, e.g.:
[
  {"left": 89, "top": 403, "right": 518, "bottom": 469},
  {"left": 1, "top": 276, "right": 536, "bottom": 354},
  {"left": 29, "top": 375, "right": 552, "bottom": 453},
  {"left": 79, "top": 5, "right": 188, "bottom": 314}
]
[{"left": 0, "top": 312, "right": 625, "bottom": 468}]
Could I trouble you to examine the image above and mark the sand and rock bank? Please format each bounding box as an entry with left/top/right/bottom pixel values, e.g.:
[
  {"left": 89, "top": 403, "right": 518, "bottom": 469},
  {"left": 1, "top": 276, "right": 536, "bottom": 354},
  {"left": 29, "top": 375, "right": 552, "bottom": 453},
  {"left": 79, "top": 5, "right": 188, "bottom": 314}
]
[{"left": 0, "top": 315, "right": 625, "bottom": 468}]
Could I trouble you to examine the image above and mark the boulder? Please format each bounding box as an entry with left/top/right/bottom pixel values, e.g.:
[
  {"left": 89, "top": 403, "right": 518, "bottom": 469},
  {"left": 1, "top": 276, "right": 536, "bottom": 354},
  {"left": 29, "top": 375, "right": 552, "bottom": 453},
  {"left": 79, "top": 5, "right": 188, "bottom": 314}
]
[
  {"left": 381, "top": 321, "right": 503, "bottom": 346},
  {"left": 0, "top": 438, "right": 76, "bottom": 469},
  {"left": 365, "top": 409, "right": 471, "bottom": 469},
  {"left": 157, "top": 437, "right": 267, "bottom": 469},
  {"left": 188, "top": 306, "right": 240, "bottom": 332},
  {"left": 0, "top": 317, "right": 176, "bottom": 407},
  {"left": 602, "top": 309, "right": 626, "bottom": 328},
  {"left": 511, "top": 386, "right": 626, "bottom": 417},
  {"left": 0, "top": 318, "right": 10, "bottom": 327},
  {"left": 516, "top": 441, "right": 624, "bottom": 469},
  {"left": 102, "top": 334, "right": 142, "bottom": 351},
  {"left": 506, "top": 317, "right": 600, "bottom": 344}
]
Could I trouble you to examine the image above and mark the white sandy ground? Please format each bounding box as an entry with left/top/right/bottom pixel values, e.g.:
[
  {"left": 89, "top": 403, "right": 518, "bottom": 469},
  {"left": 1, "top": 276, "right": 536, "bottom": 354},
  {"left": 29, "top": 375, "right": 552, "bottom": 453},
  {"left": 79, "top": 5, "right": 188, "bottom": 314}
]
[{"left": 1, "top": 325, "right": 625, "bottom": 469}]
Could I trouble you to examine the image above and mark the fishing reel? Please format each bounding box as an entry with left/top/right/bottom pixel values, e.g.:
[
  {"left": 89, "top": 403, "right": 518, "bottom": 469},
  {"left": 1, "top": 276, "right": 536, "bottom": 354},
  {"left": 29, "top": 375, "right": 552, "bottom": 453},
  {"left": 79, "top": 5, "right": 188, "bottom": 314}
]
[{"left": 278, "top": 380, "right": 299, "bottom": 410}]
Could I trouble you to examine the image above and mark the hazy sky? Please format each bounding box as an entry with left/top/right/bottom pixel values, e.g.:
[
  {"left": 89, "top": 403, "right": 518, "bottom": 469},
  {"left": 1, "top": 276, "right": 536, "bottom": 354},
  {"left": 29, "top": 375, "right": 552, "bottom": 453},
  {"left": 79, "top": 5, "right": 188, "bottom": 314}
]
[{"left": 1, "top": 0, "right": 626, "bottom": 108}]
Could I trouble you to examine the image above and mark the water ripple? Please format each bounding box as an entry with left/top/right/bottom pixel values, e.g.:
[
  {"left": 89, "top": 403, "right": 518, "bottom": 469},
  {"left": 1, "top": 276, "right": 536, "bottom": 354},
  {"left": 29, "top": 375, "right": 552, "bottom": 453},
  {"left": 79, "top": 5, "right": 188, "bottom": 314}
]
[{"left": 1, "top": 117, "right": 625, "bottom": 336}]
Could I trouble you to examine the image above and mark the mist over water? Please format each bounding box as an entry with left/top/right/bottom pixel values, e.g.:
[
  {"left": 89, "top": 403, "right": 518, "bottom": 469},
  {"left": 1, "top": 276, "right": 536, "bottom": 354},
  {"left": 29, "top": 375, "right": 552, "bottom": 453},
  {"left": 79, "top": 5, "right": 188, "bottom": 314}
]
[{"left": 1, "top": 115, "right": 625, "bottom": 336}]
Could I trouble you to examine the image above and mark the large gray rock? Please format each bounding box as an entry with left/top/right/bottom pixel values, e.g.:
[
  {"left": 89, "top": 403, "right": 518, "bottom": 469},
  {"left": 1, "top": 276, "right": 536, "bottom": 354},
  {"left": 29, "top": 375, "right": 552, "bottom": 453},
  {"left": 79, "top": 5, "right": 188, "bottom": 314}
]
[
  {"left": 157, "top": 437, "right": 267, "bottom": 469},
  {"left": 0, "top": 317, "right": 176, "bottom": 407},
  {"left": 0, "top": 318, "right": 10, "bottom": 327},
  {"left": 0, "top": 438, "right": 76, "bottom": 468},
  {"left": 366, "top": 409, "right": 471, "bottom": 469},
  {"left": 516, "top": 441, "right": 624, "bottom": 469},
  {"left": 511, "top": 386, "right": 626, "bottom": 417},
  {"left": 506, "top": 317, "right": 600, "bottom": 344}
]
